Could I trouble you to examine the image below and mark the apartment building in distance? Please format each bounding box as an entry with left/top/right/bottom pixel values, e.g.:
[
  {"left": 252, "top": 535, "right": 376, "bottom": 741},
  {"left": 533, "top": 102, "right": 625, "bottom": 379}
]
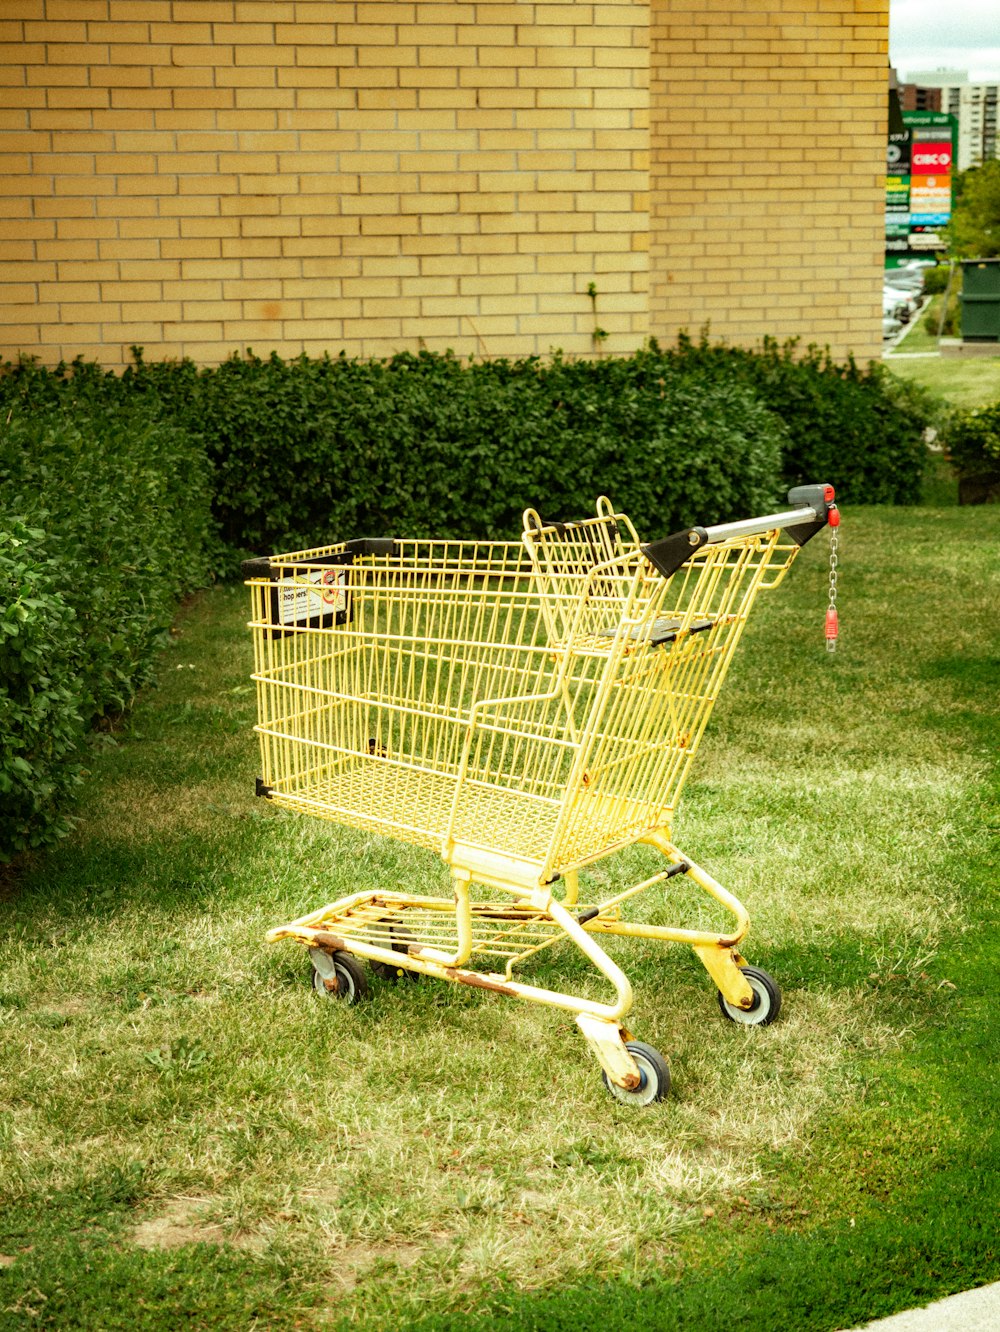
[
  {"left": 898, "top": 82, "right": 940, "bottom": 113},
  {"left": 904, "top": 71, "right": 1000, "bottom": 170}
]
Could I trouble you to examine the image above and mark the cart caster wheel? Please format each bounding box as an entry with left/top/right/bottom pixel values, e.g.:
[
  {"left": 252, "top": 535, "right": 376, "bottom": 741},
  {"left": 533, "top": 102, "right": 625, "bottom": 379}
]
[
  {"left": 717, "top": 965, "right": 781, "bottom": 1026},
  {"left": 601, "top": 1042, "right": 670, "bottom": 1107},
  {"left": 370, "top": 924, "right": 420, "bottom": 983},
  {"left": 309, "top": 948, "right": 368, "bottom": 1004}
]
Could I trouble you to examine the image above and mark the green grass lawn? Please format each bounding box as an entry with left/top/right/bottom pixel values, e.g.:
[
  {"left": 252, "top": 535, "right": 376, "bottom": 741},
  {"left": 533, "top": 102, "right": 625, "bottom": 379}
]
[
  {"left": 886, "top": 345, "right": 1000, "bottom": 410},
  {"left": 1, "top": 507, "right": 998, "bottom": 1330}
]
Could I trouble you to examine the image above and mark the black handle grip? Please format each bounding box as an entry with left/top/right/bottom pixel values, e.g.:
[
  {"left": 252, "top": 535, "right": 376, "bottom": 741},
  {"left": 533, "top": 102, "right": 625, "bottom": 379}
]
[{"left": 640, "top": 527, "right": 709, "bottom": 579}]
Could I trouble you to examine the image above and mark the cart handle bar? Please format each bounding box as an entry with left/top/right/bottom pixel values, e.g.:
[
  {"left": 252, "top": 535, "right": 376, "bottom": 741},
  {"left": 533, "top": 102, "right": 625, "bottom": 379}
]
[{"left": 641, "top": 483, "right": 836, "bottom": 580}]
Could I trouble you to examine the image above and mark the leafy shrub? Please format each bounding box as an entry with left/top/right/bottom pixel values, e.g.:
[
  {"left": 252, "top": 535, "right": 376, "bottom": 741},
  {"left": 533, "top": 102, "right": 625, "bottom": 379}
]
[
  {"left": 121, "top": 347, "right": 785, "bottom": 555},
  {"left": 923, "top": 287, "right": 961, "bottom": 338},
  {"left": 3, "top": 337, "right": 935, "bottom": 558},
  {"left": 920, "top": 264, "right": 952, "bottom": 296},
  {"left": 944, "top": 401, "right": 1000, "bottom": 477},
  {"left": 0, "top": 389, "right": 216, "bottom": 858},
  {"left": 0, "top": 519, "right": 84, "bottom": 860},
  {"left": 0, "top": 403, "right": 215, "bottom": 718},
  {"left": 661, "top": 333, "right": 935, "bottom": 505}
]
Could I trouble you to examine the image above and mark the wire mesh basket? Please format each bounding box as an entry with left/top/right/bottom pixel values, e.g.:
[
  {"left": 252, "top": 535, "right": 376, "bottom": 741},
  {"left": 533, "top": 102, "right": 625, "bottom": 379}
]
[{"left": 245, "top": 485, "right": 837, "bottom": 1105}]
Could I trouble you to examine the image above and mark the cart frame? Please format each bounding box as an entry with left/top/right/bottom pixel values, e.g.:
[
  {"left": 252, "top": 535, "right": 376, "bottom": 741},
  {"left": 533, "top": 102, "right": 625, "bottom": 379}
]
[{"left": 245, "top": 485, "right": 837, "bottom": 1104}]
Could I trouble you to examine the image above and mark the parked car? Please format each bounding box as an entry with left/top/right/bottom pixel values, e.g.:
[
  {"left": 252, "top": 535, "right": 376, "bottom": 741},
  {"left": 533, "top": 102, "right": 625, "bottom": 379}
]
[{"left": 884, "top": 263, "right": 926, "bottom": 291}]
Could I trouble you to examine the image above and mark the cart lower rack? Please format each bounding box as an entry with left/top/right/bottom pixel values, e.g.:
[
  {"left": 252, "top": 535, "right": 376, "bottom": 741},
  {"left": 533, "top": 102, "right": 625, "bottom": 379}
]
[{"left": 244, "top": 486, "right": 837, "bottom": 1105}]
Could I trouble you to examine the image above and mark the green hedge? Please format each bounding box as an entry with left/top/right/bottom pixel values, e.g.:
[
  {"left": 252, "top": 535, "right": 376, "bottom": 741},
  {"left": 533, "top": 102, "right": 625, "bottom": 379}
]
[
  {"left": 124, "top": 348, "right": 786, "bottom": 555},
  {"left": 124, "top": 340, "right": 934, "bottom": 557},
  {"left": 5, "top": 341, "right": 934, "bottom": 562},
  {"left": 944, "top": 401, "right": 1000, "bottom": 477},
  {"left": 660, "top": 334, "right": 933, "bottom": 505},
  {"left": 0, "top": 520, "right": 85, "bottom": 859},
  {"left": 0, "top": 338, "right": 937, "bottom": 859},
  {"left": 0, "top": 392, "right": 215, "bottom": 859},
  {"left": 920, "top": 264, "right": 953, "bottom": 296}
]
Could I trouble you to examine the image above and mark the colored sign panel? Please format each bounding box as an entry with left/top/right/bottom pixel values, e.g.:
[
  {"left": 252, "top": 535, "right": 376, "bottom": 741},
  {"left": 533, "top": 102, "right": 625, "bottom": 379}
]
[
  {"left": 885, "top": 111, "right": 958, "bottom": 263},
  {"left": 886, "top": 172, "right": 911, "bottom": 242},
  {"left": 887, "top": 131, "right": 911, "bottom": 175},
  {"left": 912, "top": 141, "right": 953, "bottom": 173},
  {"left": 911, "top": 181, "right": 952, "bottom": 209}
]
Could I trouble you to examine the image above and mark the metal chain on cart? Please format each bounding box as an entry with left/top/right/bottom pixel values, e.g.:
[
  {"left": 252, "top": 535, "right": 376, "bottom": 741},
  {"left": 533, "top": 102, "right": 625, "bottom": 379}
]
[{"left": 825, "top": 517, "right": 839, "bottom": 652}]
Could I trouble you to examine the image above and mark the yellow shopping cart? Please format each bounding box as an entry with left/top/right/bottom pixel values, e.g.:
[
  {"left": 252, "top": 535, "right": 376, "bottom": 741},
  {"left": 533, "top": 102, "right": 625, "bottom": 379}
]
[{"left": 244, "top": 485, "right": 838, "bottom": 1105}]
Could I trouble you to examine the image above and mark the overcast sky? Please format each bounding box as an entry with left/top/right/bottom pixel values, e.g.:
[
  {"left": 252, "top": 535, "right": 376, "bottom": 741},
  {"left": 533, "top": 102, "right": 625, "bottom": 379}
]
[{"left": 890, "top": 0, "right": 1000, "bottom": 81}]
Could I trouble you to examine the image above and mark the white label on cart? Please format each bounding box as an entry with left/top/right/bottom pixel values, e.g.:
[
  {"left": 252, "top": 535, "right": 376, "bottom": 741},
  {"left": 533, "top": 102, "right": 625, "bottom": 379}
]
[{"left": 276, "top": 569, "right": 347, "bottom": 627}]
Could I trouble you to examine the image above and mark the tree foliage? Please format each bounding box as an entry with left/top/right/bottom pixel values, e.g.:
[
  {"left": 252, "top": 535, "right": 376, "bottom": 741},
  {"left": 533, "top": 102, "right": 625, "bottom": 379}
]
[{"left": 946, "top": 160, "right": 1000, "bottom": 258}]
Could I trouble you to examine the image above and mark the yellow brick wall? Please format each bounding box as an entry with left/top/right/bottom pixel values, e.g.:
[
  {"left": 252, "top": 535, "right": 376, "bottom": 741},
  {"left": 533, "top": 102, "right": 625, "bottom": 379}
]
[
  {"left": 1, "top": 2, "right": 886, "bottom": 368},
  {"left": 648, "top": 0, "right": 888, "bottom": 362},
  {"left": 0, "top": 0, "right": 649, "bottom": 367}
]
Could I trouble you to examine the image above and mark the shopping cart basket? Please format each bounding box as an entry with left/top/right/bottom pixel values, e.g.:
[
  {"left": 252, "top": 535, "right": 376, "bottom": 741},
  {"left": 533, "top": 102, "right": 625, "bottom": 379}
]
[{"left": 244, "top": 484, "right": 838, "bottom": 1105}]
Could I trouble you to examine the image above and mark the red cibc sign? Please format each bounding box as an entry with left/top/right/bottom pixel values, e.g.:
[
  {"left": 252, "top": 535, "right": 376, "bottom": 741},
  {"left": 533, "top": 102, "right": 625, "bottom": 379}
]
[{"left": 911, "top": 141, "right": 953, "bottom": 173}]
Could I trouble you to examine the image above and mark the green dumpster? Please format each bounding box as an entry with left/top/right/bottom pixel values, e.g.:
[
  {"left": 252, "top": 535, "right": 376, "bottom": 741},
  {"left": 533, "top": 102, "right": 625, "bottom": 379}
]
[{"left": 960, "top": 258, "right": 1000, "bottom": 341}]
